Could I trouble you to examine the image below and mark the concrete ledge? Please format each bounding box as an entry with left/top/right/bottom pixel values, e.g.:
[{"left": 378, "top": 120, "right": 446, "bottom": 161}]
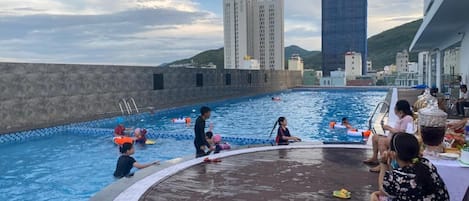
[{"left": 95, "top": 143, "right": 370, "bottom": 201}]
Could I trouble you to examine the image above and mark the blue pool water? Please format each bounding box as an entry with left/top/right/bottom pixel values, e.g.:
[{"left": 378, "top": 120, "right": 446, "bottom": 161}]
[
  {"left": 0, "top": 89, "right": 386, "bottom": 201},
  {"left": 123, "top": 89, "right": 387, "bottom": 142}
]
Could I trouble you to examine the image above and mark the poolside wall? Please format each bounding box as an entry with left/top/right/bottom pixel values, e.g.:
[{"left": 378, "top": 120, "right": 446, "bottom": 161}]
[{"left": 0, "top": 62, "right": 302, "bottom": 134}]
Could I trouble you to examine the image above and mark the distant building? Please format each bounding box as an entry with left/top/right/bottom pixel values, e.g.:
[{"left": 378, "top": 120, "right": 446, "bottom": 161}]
[
  {"left": 320, "top": 69, "right": 346, "bottom": 87},
  {"left": 241, "top": 56, "right": 260, "bottom": 70},
  {"left": 367, "top": 60, "right": 373, "bottom": 71},
  {"left": 396, "top": 50, "right": 409, "bottom": 73},
  {"left": 408, "top": 62, "right": 418, "bottom": 73},
  {"left": 316, "top": 71, "right": 323, "bottom": 79},
  {"left": 384, "top": 65, "right": 397, "bottom": 75},
  {"left": 418, "top": 51, "right": 430, "bottom": 85},
  {"left": 321, "top": 0, "right": 367, "bottom": 76},
  {"left": 287, "top": 54, "right": 304, "bottom": 71},
  {"left": 344, "top": 52, "right": 362, "bottom": 80},
  {"left": 223, "top": 0, "right": 285, "bottom": 70},
  {"left": 303, "top": 69, "right": 319, "bottom": 85},
  {"left": 443, "top": 47, "right": 460, "bottom": 75}
]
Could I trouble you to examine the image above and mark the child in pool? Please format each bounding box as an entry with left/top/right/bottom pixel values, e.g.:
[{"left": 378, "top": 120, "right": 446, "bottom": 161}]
[
  {"left": 200, "top": 131, "right": 215, "bottom": 153},
  {"left": 114, "top": 117, "right": 132, "bottom": 137},
  {"left": 212, "top": 134, "right": 231, "bottom": 154},
  {"left": 134, "top": 128, "right": 147, "bottom": 144},
  {"left": 341, "top": 117, "right": 356, "bottom": 130},
  {"left": 275, "top": 117, "right": 301, "bottom": 145},
  {"left": 113, "top": 143, "right": 160, "bottom": 178}
]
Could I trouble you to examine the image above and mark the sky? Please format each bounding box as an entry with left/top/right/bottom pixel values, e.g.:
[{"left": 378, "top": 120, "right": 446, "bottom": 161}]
[{"left": 0, "top": 0, "right": 423, "bottom": 66}]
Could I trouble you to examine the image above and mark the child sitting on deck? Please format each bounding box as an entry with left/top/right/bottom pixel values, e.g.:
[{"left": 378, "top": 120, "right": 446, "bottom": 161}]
[{"left": 113, "top": 143, "right": 160, "bottom": 178}]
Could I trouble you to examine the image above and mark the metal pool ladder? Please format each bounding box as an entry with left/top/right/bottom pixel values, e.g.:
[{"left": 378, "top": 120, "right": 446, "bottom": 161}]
[
  {"left": 118, "top": 97, "right": 139, "bottom": 115},
  {"left": 368, "top": 101, "right": 389, "bottom": 136}
]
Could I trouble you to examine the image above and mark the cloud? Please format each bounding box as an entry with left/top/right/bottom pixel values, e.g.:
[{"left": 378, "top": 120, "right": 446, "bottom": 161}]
[
  {"left": 0, "top": 0, "right": 424, "bottom": 65},
  {"left": 0, "top": 0, "right": 222, "bottom": 65}
]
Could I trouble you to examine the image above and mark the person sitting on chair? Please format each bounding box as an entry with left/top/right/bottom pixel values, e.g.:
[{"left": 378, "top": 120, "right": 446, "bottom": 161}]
[{"left": 456, "top": 85, "right": 469, "bottom": 116}]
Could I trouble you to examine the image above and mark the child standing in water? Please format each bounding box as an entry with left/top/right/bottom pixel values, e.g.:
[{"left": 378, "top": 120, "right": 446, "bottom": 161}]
[
  {"left": 275, "top": 117, "right": 301, "bottom": 145},
  {"left": 113, "top": 143, "right": 159, "bottom": 178}
]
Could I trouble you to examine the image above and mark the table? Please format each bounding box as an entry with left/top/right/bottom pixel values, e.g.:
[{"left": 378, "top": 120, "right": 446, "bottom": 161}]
[{"left": 430, "top": 158, "right": 469, "bottom": 201}]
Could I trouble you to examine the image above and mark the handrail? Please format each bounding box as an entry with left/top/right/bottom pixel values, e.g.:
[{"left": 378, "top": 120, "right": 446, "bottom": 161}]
[
  {"left": 128, "top": 97, "right": 139, "bottom": 113},
  {"left": 368, "top": 101, "right": 389, "bottom": 136},
  {"left": 117, "top": 97, "right": 140, "bottom": 115},
  {"left": 118, "top": 101, "right": 126, "bottom": 115}
]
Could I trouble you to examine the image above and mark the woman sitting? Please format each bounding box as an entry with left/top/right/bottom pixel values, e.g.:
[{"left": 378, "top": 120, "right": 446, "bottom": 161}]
[
  {"left": 275, "top": 117, "right": 301, "bottom": 145},
  {"left": 370, "top": 133, "right": 449, "bottom": 201},
  {"left": 364, "top": 100, "right": 414, "bottom": 172}
]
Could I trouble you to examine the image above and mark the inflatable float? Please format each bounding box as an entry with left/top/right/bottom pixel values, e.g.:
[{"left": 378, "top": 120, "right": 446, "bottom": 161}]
[
  {"left": 113, "top": 136, "right": 134, "bottom": 145},
  {"left": 329, "top": 121, "right": 372, "bottom": 138},
  {"left": 172, "top": 117, "right": 191, "bottom": 124}
]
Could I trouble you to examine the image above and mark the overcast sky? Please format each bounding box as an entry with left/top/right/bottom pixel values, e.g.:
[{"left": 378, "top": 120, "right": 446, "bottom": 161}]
[{"left": 0, "top": 0, "right": 422, "bottom": 66}]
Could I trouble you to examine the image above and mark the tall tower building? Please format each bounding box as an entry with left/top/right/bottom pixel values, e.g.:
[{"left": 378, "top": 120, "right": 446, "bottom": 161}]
[
  {"left": 321, "top": 0, "right": 367, "bottom": 76},
  {"left": 223, "top": 0, "right": 284, "bottom": 70}
]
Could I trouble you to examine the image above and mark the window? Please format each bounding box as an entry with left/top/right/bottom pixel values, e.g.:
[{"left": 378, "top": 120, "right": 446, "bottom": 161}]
[
  {"left": 196, "top": 73, "right": 203, "bottom": 87},
  {"left": 225, "top": 74, "right": 231, "bottom": 85},
  {"left": 247, "top": 73, "right": 252, "bottom": 84},
  {"left": 264, "top": 73, "right": 268, "bottom": 83},
  {"left": 153, "top": 74, "right": 164, "bottom": 90}
]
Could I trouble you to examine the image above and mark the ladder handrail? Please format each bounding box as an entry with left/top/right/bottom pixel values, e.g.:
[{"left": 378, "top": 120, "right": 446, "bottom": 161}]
[
  {"left": 368, "top": 101, "right": 389, "bottom": 136},
  {"left": 118, "top": 102, "right": 125, "bottom": 115},
  {"left": 117, "top": 97, "right": 140, "bottom": 115},
  {"left": 128, "top": 97, "right": 139, "bottom": 113},
  {"left": 121, "top": 98, "right": 132, "bottom": 115}
]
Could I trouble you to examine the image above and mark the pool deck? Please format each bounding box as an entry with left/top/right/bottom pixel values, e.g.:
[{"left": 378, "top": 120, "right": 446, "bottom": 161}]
[{"left": 140, "top": 147, "right": 377, "bottom": 201}]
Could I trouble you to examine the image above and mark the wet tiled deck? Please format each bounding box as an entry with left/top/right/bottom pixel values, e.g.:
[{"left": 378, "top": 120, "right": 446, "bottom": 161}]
[{"left": 141, "top": 148, "right": 377, "bottom": 201}]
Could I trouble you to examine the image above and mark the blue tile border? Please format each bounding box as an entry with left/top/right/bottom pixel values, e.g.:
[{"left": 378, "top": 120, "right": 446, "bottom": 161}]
[{"left": 0, "top": 91, "right": 285, "bottom": 146}]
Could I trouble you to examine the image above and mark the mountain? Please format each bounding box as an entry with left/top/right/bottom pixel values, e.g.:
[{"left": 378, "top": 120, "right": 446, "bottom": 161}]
[
  {"left": 165, "top": 19, "right": 423, "bottom": 71},
  {"left": 166, "top": 48, "right": 224, "bottom": 69},
  {"left": 165, "top": 45, "right": 320, "bottom": 69},
  {"left": 368, "top": 19, "right": 422, "bottom": 70}
]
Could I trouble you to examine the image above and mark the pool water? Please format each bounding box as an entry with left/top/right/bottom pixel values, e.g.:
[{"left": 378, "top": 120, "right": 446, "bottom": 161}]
[
  {"left": 126, "top": 89, "right": 387, "bottom": 142},
  {"left": 0, "top": 89, "right": 386, "bottom": 201}
]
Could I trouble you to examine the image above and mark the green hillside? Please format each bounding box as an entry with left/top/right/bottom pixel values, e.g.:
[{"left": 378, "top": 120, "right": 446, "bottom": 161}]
[
  {"left": 165, "top": 19, "right": 422, "bottom": 70},
  {"left": 165, "top": 45, "right": 319, "bottom": 68},
  {"left": 368, "top": 19, "right": 422, "bottom": 69}
]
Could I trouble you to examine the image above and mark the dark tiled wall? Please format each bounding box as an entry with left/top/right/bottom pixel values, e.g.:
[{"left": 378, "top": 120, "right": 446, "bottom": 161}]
[{"left": 0, "top": 62, "right": 302, "bottom": 134}]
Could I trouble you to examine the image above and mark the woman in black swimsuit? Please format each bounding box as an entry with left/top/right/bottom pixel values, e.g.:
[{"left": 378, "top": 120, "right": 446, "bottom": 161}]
[{"left": 275, "top": 117, "right": 301, "bottom": 145}]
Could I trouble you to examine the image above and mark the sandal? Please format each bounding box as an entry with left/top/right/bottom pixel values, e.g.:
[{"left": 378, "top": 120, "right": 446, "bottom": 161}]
[
  {"left": 333, "top": 189, "right": 351, "bottom": 199},
  {"left": 203, "top": 157, "right": 222, "bottom": 163}
]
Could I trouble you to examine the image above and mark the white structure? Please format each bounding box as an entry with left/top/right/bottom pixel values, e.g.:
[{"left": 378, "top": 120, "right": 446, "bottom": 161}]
[
  {"left": 408, "top": 62, "right": 418, "bottom": 73},
  {"left": 223, "top": 0, "right": 285, "bottom": 70},
  {"left": 241, "top": 56, "right": 260, "bottom": 70},
  {"left": 418, "top": 51, "right": 430, "bottom": 85},
  {"left": 344, "top": 51, "right": 362, "bottom": 80},
  {"left": 411, "top": 0, "right": 469, "bottom": 92},
  {"left": 287, "top": 54, "right": 304, "bottom": 71},
  {"left": 320, "top": 69, "right": 346, "bottom": 87},
  {"left": 443, "top": 47, "right": 460, "bottom": 75},
  {"left": 396, "top": 50, "right": 409, "bottom": 73},
  {"left": 316, "top": 71, "right": 323, "bottom": 79},
  {"left": 384, "top": 65, "right": 397, "bottom": 75},
  {"left": 367, "top": 60, "right": 373, "bottom": 71}
]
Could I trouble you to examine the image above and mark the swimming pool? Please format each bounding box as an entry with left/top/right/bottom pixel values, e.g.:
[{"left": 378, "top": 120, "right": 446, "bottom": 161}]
[{"left": 0, "top": 89, "right": 386, "bottom": 201}]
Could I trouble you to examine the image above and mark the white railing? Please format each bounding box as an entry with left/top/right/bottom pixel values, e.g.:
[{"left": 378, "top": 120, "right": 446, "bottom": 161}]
[{"left": 118, "top": 97, "right": 139, "bottom": 115}]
